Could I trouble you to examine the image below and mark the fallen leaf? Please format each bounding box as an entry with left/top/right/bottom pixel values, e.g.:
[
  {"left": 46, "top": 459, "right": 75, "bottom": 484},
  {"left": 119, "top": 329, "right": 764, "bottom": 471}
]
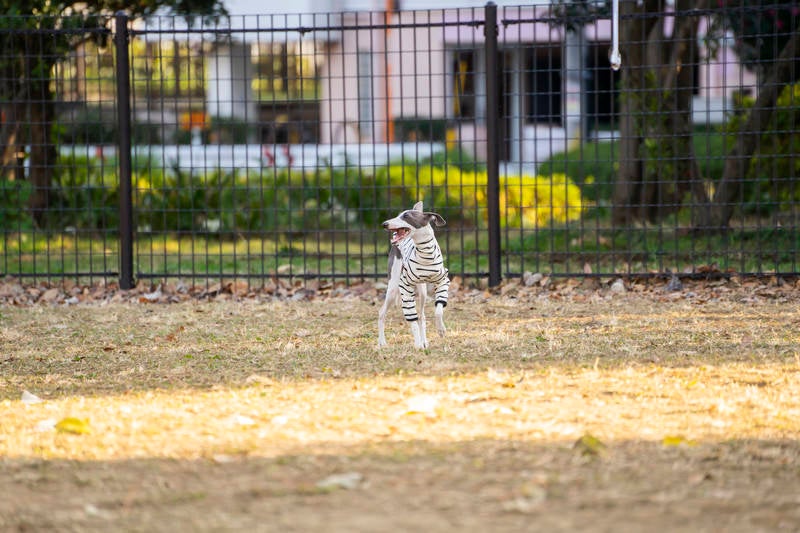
[
  {"left": 35, "top": 419, "right": 57, "bottom": 432},
  {"left": 139, "top": 286, "right": 162, "bottom": 303},
  {"left": 405, "top": 394, "right": 438, "bottom": 417},
  {"left": 84, "top": 503, "right": 111, "bottom": 519},
  {"left": 21, "top": 390, "right": 43, "bottom": 405},
  {"left": 40, "top": 288, "right": 60, "bottom": 303},
  {"left": 55, "top": 417, "right": 91, "bottom": 435},
  {"left": 666, "top": 275, "right": 683, "bottom": 292},
  {"left": 662, "top": 435, "right": 697, "bottom": 447},
  {"left": 227, "top": 414, "right": 256, "bottom": 427},
  {"left": 316, "top": 472, "right": 363, "bottom": 491},
  {"left": 270, "top": 415, "right": 289, "bottom": 426},
  {"left": 610, "top": 278, "right": 626, "bottom": 293},
  {"left": 573, "top": 433, "right": 606, "bottom": 456},
  {"left": 502, "top": 488, "right": 546, "bottom": 514},
  {"left": 487, "top": 368, "right": 518, "bottom": 388}
]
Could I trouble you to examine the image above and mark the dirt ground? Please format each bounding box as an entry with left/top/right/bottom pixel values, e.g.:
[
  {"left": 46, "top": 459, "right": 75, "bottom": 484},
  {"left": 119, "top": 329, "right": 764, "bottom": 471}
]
[{"left": 1, "top": 277, "right": 799, "bottom": 532}]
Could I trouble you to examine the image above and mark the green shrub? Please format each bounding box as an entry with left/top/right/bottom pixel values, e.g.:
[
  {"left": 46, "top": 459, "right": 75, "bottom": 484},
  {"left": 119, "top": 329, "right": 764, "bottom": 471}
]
[
  {"left": 724, "top": 83, "right": 800, "bottom": 215},
  {"left": 34, "top": 152, "right": 586, "bottom": 235},
  {"left": 54, "top": 108, "right": 116, "bottom": 145},
  {"left": 46, "top": 154, "right": 119, "bottom": 230},
  {"left": 393, "top": 118, "right": 448, "bottom": 142},
  {"left": 0, "top": 178, "right": 33, "bottom": 230},
  {"left": 540, "top": 128, "right": 731, "bottom": 210},
  {"left": 54, "top": 107, "right": 161, "bottom": 145}
]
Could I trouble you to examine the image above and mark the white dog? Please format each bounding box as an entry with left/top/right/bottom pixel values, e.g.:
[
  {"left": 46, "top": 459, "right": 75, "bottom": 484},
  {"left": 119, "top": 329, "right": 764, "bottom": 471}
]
[{"left": 377, "top": 201, "right": 450, "bottom": 349}]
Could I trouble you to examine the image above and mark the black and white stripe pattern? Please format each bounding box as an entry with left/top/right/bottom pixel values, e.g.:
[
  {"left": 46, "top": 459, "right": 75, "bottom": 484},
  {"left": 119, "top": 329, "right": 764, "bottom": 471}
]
[{"left": 396, "top": 234, "right": 449, "bottom": 322}]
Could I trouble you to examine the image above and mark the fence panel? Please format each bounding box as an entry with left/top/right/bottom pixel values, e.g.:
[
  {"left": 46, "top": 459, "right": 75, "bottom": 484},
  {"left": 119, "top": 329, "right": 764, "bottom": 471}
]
[
  {"left": 121, "top": 8, "right": 497, "bottom": 288},
  {"left": 0, "top": 3, "right": 798, "bottom": 287},
  {"left": 0, "top": 18, "right": 118, "bottom": 285},
  {"left": 498, "top": 2, "right": 799, "bottom": 279}
]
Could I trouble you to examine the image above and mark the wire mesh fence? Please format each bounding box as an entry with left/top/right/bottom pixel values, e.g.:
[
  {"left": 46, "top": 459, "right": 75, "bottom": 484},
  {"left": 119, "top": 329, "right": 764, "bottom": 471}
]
[{"left": 0, "top": 2, "right": 798, "bottom": 288}]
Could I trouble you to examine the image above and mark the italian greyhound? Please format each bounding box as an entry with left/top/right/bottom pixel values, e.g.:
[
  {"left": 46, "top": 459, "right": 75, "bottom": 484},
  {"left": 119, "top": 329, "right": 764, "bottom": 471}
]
[{"left": 377, "top": 201, "right": 450, "bottom": 349}]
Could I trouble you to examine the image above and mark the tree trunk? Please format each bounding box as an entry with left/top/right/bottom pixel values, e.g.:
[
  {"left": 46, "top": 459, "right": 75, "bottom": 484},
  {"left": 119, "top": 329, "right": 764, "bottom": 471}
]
[
  {"left": 0, "top": 102, "right": 22, "bottom": 180},
  {"left": 28, "top": 87, "right": 57, "bottom": 228},
  {"left": 613, "top": 0, "right": 707, "bottom": 225},
  {"left": 612, "top": 0, "right": 653, "bottom": 226}
]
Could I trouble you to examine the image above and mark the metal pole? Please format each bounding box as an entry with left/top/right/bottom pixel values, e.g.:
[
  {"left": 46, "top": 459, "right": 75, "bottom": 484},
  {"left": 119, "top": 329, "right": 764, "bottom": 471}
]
[
  {"left": 115, "top": 12, "right": 135, "bottom": 289},
  {"left": 609, "top": 0, "right": 621, "bottom": 70},
  {"left": 484, "top": 2, "right": 501, "bottom": 287}
]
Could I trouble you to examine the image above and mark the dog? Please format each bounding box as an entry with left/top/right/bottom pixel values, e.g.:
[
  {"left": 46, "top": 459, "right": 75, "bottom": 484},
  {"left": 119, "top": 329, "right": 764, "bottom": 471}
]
[{"left": 377, "top": 201, "right": 450, "bottom": 349}]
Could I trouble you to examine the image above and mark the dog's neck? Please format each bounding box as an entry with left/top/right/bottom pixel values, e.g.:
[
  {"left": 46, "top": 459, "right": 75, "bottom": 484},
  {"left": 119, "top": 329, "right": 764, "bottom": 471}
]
[
  {"left": 397, "top": 226, "right": 439, "bottom": 264},
  {"left": 396, "top": 234, "right": 417, "bottom": 262}
]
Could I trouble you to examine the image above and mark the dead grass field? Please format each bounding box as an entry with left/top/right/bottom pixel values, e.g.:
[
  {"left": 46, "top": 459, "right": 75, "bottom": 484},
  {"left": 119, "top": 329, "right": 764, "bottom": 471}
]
[{"left": 1, "top": 279, "right": 800, "bottom": 532}]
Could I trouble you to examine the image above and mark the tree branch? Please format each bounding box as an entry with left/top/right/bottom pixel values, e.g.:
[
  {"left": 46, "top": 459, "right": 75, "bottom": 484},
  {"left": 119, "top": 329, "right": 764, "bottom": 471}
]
[{"left": 704, "top": 30, "right": 800, "bottom": 230}]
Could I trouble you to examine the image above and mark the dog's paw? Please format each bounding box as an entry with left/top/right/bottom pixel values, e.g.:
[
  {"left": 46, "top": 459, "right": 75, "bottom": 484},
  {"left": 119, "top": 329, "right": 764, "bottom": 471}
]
[{"left": 434, "top": 315, "right": 446, "bottom": 337}]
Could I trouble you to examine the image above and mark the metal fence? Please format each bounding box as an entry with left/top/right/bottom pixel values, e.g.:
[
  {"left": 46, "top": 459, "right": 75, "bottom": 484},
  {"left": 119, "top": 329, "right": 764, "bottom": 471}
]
[{"left": 1, "top": 2, "right": 798, "bottom": 288}]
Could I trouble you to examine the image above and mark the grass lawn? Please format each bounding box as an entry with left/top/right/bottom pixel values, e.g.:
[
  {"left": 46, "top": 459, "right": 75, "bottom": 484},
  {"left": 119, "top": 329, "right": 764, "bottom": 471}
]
[
  {"left": 1, "top": 282, "right": 799, "bottom": 531},
  {"left": 3, "top": 128, "right": 799, "bottom": 281},
  {"left": 2, "top": 221, "right": 799, "bottom": 286}
]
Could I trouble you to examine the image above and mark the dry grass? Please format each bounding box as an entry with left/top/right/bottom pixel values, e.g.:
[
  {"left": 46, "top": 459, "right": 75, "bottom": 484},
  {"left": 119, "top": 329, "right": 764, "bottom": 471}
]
[{"left": 1, "top": 285, "right": 800, "bottom": 531}]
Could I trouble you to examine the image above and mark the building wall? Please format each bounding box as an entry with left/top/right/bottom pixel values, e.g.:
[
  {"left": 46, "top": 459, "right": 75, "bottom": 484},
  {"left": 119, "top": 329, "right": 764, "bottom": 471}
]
[
  {"left": 319, "top": 7, "right": 758, "bottom": 154},
  {"left": 206, "top": 42, "right": 257, "bottom": 123},
  {"left": 320, "top": 12, "right": 390, "bottom": 144}
]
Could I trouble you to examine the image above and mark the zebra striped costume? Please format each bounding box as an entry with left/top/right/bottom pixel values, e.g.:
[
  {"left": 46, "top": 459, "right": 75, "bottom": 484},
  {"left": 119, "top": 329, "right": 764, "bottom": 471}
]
[{"left": 394, "top": 233, "right": 450, "bottom": 322}]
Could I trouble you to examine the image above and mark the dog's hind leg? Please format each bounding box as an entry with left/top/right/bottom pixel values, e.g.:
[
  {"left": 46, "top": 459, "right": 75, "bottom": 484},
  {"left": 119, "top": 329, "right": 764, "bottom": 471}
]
[{"left": 433, "top": 275, "right": 449, "bottom": 337}]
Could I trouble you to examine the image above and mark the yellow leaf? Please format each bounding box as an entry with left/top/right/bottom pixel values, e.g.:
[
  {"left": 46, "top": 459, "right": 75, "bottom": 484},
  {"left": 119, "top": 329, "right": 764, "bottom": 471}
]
[
  {"left": 662, "top": 435, "right": 697, "bottom": 447},
  {"left": 55, "top": 417, "right": 91, "bottom": 435},
  {"left": 573, "top": 433, "right": 606, "bottom": 456}
]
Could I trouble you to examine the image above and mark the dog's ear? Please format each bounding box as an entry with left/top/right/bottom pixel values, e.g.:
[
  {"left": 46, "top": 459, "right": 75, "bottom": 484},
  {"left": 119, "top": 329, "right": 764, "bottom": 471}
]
[
  {"left": 425, "top": 212, "right": 446, "bottom": 227},
  {"left": 413, "top": 201, "right": 424, "bottom": 212}
]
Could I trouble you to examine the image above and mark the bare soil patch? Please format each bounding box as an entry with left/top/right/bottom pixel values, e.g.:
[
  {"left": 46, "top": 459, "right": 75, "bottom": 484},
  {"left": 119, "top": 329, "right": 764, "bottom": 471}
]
[{"left": 1, "top": 278, "right": 799, "bottom": 531}]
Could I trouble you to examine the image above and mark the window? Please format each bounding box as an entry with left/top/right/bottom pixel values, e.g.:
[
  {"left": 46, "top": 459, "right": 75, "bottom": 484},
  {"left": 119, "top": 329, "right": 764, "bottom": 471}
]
[
  {"left": 525, "top": 48, "right": 561, "bottom": 125},
  {"left": 252, "top": 42, "right": 321, "bottom": 102},
  {"left": 453, "top": 50, "right": 476, "bottom": 119}
]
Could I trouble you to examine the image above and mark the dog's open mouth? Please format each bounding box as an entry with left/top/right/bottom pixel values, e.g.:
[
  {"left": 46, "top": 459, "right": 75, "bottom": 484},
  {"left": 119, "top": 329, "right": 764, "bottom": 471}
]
[{"left": 388, "top": 227, "right": 410, "bottom": 244}]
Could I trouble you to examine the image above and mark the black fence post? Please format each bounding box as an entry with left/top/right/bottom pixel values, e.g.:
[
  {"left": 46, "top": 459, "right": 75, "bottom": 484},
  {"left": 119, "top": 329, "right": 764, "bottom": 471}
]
[
  {"left": 115, "top": 12, "right": 134, "bottom": 290},
  {"left": 484, "top": 2, "right": 501, "bottom": 287}
]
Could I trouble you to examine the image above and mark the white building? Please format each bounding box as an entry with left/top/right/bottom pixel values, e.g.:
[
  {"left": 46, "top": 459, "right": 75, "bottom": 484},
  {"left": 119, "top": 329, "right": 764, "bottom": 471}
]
[{"left": 200, "top": 0, "right": 754, "bottom": 164}]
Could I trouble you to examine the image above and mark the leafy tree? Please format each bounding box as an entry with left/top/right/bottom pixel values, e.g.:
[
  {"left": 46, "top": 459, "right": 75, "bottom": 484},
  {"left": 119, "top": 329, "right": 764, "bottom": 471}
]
[
  {"left": 702, "top": 0, "right": 800, "bottom": 229},
  {"left": 555, "top": 0, "right": 709, "bottom": 224},
  {"left": 555, "top": 0, "right": 800, "bottom": 230},
  {"left": 0, "top": 0, "right": 226, "bottom": 226}
]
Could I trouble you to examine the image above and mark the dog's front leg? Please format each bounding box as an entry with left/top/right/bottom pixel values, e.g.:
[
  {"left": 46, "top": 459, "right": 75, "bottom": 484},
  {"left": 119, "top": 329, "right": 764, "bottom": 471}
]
[
  {"left": 434, "top": 302, "right": 446, "bottom": 337},
  {"left": 409, "top": 320, "right": 427, "bottom": 350},
  {"left": 378, "top": 252, "right": 402, "bottom": 348},
  {"left": 416, "top": 283, "right": 428, "bottom": 349},
  {"left": 377, "top": 286, "right": 396, "bottom": 348}
]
